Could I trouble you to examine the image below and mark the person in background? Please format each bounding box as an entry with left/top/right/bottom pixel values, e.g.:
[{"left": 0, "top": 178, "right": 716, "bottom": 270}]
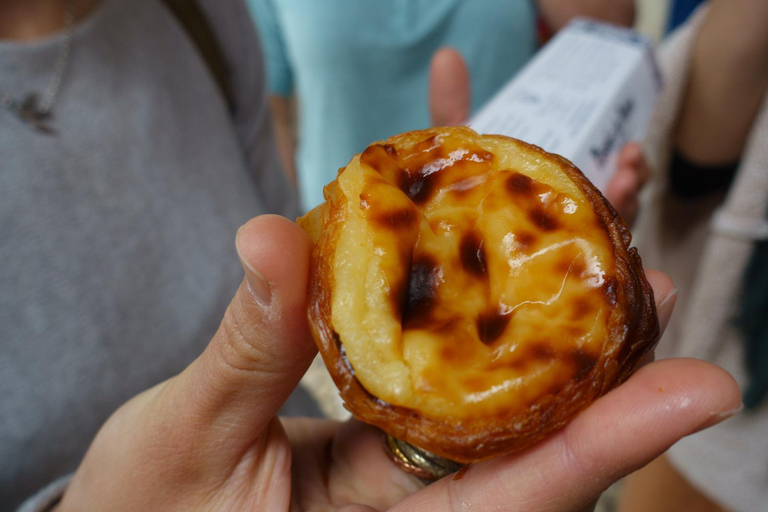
[
  {"left": 618, "top": 1, "right": 768, "bottom": 510},
  {"left": 0, "top": 0, "right": 310, "bottom": 509},
  {"left": 248, "top": 0, "right": 636, "bottom": 211}
]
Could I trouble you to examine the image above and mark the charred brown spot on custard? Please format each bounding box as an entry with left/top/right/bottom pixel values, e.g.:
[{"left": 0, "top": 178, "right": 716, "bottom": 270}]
[
  {"left": 528, "top": 208, "right": 560, "bottom": 232},
  {"left": 360, "top": 144, "right": 392, "bottom": 169},
  {"left": 503, "top": 172, "right": 562, "bottom": 232},
  {"left": 568, "top": 349, "right": 598, "bottom": 381},
  {"left": 400, "top": 168, "right": 441, "bottom": 204},
  {"left": 505, "top": 170, "right": 553, "bottom": 197},
  {"left": 360, "top": 144, "right": 402, "bottom": 183},
  {"left": 392, "top": 137, "right": 497, "bottom": 204},
  {"left": 516, "top": 232, "right": 537, "bottom": 251},
  {"left": 570, "top": 297, "right": 595, "bottom": 321},
  {"left": 555, "top": 254, "right": 587, "bottom": 277},
  {"left": 460, "top": 230, "right": 488, "bottom": 277},
  {"left": 506, "top": 172, "right": 536, "bottom": 196},
  {"left": 383, "top": 143, "right": 398, "bottom": 157},
  {"left": 370, "top": 207, "right": 418, "bottom": 230},
  {"left": 506, "top": 342, "right": 557, "bottom": 372},
  {"left": 477, "top": 309, "right": 511, "bottom": 345},
  {"left": 402, "top": 255, "right": 442, "bottom": 329},
  {"left": 388, "top": 250, "right": 413, "bottom": 323},
  {"left": 476, "top": 150, "right": 495, "bottom": 162},
  {"left": 530, "top": 342, "right": 556, "bottom": 361}
]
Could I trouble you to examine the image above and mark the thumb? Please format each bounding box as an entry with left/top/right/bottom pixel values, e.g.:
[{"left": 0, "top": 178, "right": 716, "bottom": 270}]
[
  {"left": 429, "top": 47, "right": 471, "bottom": 127},
  {"left": 170, "top": 215, "right": 317, "bottom": 456}
]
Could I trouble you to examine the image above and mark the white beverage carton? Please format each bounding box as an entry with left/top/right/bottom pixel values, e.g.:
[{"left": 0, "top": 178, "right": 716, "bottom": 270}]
[{"left": 470, "top": 18, "right": 662, "bottom": 192}]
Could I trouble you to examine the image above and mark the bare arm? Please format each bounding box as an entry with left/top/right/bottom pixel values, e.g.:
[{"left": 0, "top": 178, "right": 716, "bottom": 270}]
[
  {"left": 269, "top": 95, "right": 298, "bottom": 187},
  {"left": 675, "top": 0, "right": 768, "bottom": 165},
  {"left": 536, "top": 0, "right": 635, "bottom": 32}
]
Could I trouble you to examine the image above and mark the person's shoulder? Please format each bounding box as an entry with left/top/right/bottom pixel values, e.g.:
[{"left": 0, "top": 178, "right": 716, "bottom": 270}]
[
  {"left": 196, "top": 0, "right": 260, "bottom": 53},
  {"left": 193, "top": 0, "right": 267, "bottom": 121}
]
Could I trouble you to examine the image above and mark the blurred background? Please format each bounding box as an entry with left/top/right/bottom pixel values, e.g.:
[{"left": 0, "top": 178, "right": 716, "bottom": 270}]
[{"left": 635, "top": 0, "right": 671, "bottom": 42}]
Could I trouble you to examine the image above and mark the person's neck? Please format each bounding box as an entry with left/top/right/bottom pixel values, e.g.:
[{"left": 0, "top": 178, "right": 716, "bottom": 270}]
[{"left": 0, "top": 0, "right": 98, "bottom": 42}]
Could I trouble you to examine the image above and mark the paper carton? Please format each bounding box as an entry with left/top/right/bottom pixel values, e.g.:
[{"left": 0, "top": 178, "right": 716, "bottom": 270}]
[{"left": 470, "top": 19, "right": 662, "bottom": 192}]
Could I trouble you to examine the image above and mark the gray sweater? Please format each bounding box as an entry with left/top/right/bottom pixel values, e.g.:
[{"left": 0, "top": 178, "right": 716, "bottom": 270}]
[{"left": 0, "top": 1, "right": 311, "bottom": 509}]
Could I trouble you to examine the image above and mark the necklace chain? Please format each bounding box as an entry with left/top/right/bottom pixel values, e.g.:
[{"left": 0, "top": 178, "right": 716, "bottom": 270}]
[{"left": 1, "top": 0, "right": 76, "bottom": 133}]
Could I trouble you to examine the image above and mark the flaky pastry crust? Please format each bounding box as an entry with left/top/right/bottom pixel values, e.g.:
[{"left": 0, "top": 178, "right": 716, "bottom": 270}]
[{"left": 298, "top": 127, "right": 659, "bottom": 463}]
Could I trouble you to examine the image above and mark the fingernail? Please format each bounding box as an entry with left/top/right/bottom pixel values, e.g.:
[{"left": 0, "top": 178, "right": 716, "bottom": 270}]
[
  {"left": 236, "top": 228, "right": 272, "bottom": 306},
  {"left": 657, "top": 288, "right": 678, "bottom": 334},
  {"left": 696, "top": 402, "right": 744, "bottom": 433}
]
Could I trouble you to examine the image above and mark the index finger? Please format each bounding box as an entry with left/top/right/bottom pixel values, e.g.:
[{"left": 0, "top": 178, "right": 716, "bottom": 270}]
[{"left": 393, "top": 357, "right": 740, "bottom": 512}]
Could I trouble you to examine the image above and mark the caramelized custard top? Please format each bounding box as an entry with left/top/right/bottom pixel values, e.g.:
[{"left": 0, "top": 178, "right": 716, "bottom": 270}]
[{"left": 330, "top": 127, "right": 618, "bottom": 420}]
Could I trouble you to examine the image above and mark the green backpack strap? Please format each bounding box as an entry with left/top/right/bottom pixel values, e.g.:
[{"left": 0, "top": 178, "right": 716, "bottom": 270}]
[{"left": 161, "top": 0, "right": 235, "bottom": 112}]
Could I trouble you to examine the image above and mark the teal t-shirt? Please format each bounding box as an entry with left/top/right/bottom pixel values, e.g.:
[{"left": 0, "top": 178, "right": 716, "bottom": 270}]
[{"left": 249, "top": 0, "right": 537, "bottom": 210}]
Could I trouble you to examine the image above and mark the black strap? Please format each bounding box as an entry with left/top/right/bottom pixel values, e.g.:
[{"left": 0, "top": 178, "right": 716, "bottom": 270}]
[
  {"left": 161, "top": 0, "right": 235, "bottom": 112},
  {"left": 669, "top": 149, "right": 739, "bottom": 199}
]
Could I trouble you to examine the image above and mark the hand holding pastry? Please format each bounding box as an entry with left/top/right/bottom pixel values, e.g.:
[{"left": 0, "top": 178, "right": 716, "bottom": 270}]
[{"left": 55, "top": 213, "right": 739, "bottom": 511}]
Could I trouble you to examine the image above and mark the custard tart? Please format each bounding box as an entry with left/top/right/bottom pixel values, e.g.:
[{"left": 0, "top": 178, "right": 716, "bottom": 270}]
[{"left": 298, "top": 127, "right": 659, "bottom": 463}]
